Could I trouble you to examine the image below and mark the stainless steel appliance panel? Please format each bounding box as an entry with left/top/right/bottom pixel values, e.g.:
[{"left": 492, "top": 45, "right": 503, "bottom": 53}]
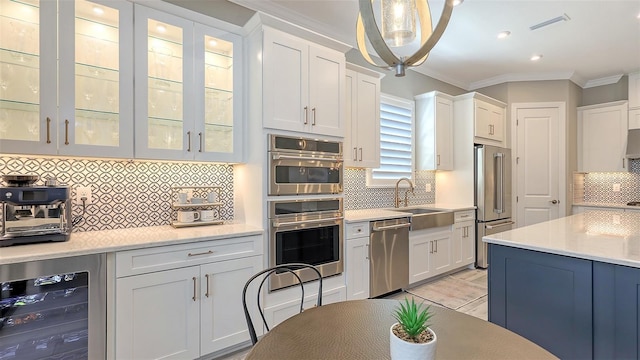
[
  {"left": 268, "top": 198, "right": 344, "bottom": 291},
  {"left": 476, "top": 219, "right": 515, "bottom": 268},
  {"left": 268, "top": 135, "right": 343, "bottom": 196},
  {"left": 475, "top": 145, "right": 512, "bottom": 222},
  {"left": 369, "top": 218, "right": 410, "bottom": 298},
  {"left": 0, "top": 254, "right": 106, "bottom": 359}
]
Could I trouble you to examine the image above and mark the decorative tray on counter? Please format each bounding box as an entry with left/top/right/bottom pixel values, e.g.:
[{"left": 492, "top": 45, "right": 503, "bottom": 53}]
[{"left": 170, "top": 185, "right": 224, "bottom": 228}]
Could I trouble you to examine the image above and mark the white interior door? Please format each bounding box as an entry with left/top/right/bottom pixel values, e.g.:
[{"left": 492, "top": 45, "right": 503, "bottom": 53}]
[{"left": 514, "top": 104, "right": 565, "bottom": 227}]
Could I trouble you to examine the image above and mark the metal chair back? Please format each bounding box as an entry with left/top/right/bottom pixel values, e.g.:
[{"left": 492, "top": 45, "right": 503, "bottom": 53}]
[{"left": 242, "top": 263, "right": 323, "bottom": 345}]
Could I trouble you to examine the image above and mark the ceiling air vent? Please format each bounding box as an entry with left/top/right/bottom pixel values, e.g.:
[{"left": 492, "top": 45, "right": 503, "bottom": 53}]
[{"left": 529, "top": 14, "right": 571, "bottom": 31}]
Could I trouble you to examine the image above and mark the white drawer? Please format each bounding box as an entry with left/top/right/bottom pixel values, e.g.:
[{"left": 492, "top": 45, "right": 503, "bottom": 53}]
[
  {"left": 346, "top": 222, "right": 370, "bottom": 239},
  {"left": 115, "top": 235, "right": 262, "bottom": 278},
  {"left": 454, "top": 210, "right": 475, "bottom": 223}
]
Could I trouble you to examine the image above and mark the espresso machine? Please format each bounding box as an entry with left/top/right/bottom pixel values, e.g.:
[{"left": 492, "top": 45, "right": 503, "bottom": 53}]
[{"left": 0, "top": 174, "right": 72, "bottom": 246}]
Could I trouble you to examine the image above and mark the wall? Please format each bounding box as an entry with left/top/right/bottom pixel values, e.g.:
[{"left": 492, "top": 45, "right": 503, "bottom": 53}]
[
  {"left": 0, "top": 155, "right": 234, "bottom": 232},
  {"left": 343, "top": 169, "right": 435, "bottom": 210},
  {"left": 581, "top": 76, "right": 629, "bottom": 106}
]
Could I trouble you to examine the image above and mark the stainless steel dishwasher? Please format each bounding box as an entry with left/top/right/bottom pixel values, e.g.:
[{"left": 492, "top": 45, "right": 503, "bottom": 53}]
[{"left": 369, "top": 217, "right": 411, "bottom": 297}]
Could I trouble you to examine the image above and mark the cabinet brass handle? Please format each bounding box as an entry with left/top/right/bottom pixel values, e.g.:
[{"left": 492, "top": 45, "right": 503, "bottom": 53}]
[
  {"left": 64, "top": 119, "right": 69, "bottom": 145},
  {"left": 46, "top": 117, "right": 51, "bottom": 144},
  {"left": 192, "top": 277, "right": 197, "bottom": 301},
  {"left": 187, "top": 131, "right": 191, "bottom": 152},
  {"left": 623, "top": 158, "right": 625, "bottom": 169},
  {"left": 312, "top": 107, "right": 316, "bottom": 125},
  {"left": 205, "top": 274, "right": 210, "bottom": 298},
  {"left": 198, "top": 132, "right": 203, "bottom": 153},
  {"left": 188, "top": 250, "right": 214, "bottom": 257},
  {"left": 366, "top": 244, "right": 370, "bottom": 260},
  {"left": 434, "top": 239, "right": 438, "bottom": 253},
  {"left": 430, "top": 241, "right": 433, "bottom": 254},
  {"left": 437, "top": 154, "right": 440, "bottom": 166},
  {"left": 353, "top": 147, "right": 357, "bottom": 161},
  {"left": 303, "top": 106, "right": 308, "bottom": 124},
  {"left": 359, "top": 147, "right": 363, "bottom": 161}
]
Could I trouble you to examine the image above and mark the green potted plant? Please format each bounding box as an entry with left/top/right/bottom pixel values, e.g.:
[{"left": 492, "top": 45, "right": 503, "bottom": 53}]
[{"left": 390, "top": 297, "right": 436, "bottom": 360}]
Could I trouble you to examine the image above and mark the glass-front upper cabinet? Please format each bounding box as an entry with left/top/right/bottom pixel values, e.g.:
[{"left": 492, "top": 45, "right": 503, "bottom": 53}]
[
  {"left": 0, "top": 0, "right": 133, "bottom": 158},
  {"left": 135, "top": 5, "right": 243, "bottom": 162}
]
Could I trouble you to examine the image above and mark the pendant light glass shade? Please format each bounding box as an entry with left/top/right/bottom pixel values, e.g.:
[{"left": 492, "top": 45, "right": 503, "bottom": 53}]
[
  {"left": 357, "top": 0, "right": 454, "bottom": 77},
  {"left": 381, "top": 0, "right": 416, "bottom": 47}
]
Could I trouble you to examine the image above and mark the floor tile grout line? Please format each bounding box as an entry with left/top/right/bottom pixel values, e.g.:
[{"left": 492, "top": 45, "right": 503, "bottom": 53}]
[
  {"left": 404, "top": 290, "right": 457, "bottom": 311},
  {"left": 453, "top": 293, "right": 488, "bottom": 310}
]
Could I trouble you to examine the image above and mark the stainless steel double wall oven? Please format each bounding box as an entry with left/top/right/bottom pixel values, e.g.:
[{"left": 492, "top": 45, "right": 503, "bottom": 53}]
[{"left": 267, "top": 135, "right": 344, "bottom": 291}]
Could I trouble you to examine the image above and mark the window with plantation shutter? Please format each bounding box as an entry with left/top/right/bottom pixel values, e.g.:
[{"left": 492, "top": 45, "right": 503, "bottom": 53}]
[{"left": 366, "top": 94, "right": 414, "bottom": 187}]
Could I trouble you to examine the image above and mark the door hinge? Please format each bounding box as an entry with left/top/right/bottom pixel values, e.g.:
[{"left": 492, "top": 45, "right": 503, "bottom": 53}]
[
  {"left": 516, "top": 196, "right": 519, "bottom": 203},
  {"left": 516, "top": 157, "right": 519, "bottom": 164},
  {"left": 516, "top": 119, "right": 519, "bottom": 126}
]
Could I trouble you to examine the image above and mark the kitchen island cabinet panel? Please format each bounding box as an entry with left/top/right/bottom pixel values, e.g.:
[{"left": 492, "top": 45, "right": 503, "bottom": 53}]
[
  {"left": 488, "top": 244, "right": 593, "bottom": 360},
  {"left": 593, "top": 262, "right": 640, "bottom": 359}
]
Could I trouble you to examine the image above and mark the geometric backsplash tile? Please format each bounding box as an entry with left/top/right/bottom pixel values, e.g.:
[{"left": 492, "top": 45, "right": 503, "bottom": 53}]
[
  {"left": 344, "top": 168, "right": 436, "bottom": 210},
  {"left": 0, "top": 155, "right": 234, "bottom": 232},
  {"left": 579, "top": 160, "right": 640, "bottom": 204}
]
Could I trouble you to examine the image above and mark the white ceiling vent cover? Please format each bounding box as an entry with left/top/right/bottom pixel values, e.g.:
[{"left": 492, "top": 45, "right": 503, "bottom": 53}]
[{"left": 530, "top": 14, "right": 571, "bottom": 31}]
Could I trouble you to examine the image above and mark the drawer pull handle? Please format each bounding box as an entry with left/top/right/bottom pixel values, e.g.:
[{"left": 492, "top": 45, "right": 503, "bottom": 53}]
[
  {"left": 64, "top": 119, "right": 69, "bottom": 145},
  {"left": 188, "top": 250, "right": 214, "bottom": 257},
  {"left": 205, "top": 274, "right": 210, "bottom": 298},
  {"left": 460, "top": 214, "right": 470, "bottom": 218},
  {"left": 192, "top": 277, "right": 197, "bottom": 301},
  {"left": 187, "top": 131, "right": 192, "bottom": 152}
]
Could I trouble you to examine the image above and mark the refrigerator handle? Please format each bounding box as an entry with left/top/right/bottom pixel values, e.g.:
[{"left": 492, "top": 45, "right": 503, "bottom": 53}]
[{"left": 494, "top": 153, "right": 504, "bottom": 214}]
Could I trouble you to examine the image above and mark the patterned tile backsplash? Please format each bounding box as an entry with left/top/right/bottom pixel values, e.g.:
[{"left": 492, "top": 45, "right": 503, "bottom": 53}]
[
  {"left": 0, "top": 156, "right": 234, "bottom": 232},
  {"left": 583, "top": 171, "right": 640, "bottom": 204},
  {"left": 344, "top": 168, "right": 436, "bottom": 210}
]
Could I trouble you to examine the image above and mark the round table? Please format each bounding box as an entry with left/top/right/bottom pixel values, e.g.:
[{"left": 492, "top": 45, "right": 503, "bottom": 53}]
[{"left": 246, "top": 299, "right": 558, "bottom": 360}]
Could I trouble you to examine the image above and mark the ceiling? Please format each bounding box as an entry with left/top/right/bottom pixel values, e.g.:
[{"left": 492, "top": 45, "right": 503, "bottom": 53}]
[{"left": 229, "top": 0, "right": 640, "bottom": 90}]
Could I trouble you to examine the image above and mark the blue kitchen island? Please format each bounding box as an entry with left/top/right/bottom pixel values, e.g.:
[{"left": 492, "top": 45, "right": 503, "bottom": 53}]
[{"left": 484, "top": 210, "right": 640, "bottom": 360}]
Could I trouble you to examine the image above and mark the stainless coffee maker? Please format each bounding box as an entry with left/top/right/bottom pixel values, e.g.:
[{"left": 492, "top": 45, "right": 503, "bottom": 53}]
[{"left": 0, "top": 174, "right": 72, "bottom": 246}]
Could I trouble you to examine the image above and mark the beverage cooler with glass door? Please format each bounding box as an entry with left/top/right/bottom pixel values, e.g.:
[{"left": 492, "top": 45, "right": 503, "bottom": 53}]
[{"left": 0, "top": 254, "right": 106, "bottom": 360}]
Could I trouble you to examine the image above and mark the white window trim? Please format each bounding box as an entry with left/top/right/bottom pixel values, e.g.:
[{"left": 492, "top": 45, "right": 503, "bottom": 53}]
[{"left": 366, "top": 93, "right": 416, "bottom": 188}]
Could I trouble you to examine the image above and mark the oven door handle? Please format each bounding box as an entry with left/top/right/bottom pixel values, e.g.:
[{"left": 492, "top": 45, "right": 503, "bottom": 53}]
[
  {"left": 271, "top": 154, "right": 343, "bottom": 163},
  {"left": 371, "top": 223, "right": 411, "bottom": 232},
  {"left": 272, "top": 216, "right": 344, "bottom": 228}
]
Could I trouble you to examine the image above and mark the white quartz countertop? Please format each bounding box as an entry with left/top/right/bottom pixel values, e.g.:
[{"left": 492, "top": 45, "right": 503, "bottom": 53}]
[
  {"left": 483, "top": 210, "right": 640, "bottom": 268},
  {"left": 0, "top": 223, "right": 264, "bottom": 265},
  {"left": 573, "top": 202, "right": 640, "bottom": 210},
  {"left": 345, "top": 203, "right": 475, "bottom": 223}
]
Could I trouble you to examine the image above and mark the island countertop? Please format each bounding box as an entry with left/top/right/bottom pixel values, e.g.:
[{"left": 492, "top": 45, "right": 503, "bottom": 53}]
[{"left": 483, "top": 210, "right": 640, "bottom": 268}]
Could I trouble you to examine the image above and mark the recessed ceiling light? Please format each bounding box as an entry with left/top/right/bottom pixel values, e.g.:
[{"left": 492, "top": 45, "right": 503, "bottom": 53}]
[
  {"left": 93, "top": 6, "right": 104, "bottom": 15},
  {"left": 452, "top": 0, "right": 464, "bottom": 6},
  {"left": 530, "top": 54, "right": 543, "bottom": 61},
  {"left": 497, "top": 31, "right": 511, "bottom": 39},
  {"left": 156, "top": 24, "right": 166, "bottom": 33}
]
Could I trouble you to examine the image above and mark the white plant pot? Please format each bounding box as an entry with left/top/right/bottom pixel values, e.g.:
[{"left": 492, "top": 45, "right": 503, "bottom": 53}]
[{"left": 389, "top": 323, "right": 437, "bottom": 360}]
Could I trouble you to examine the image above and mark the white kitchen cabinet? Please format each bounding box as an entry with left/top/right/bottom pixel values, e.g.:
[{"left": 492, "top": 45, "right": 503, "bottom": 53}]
[
  {"left": 114, "top": 235, "right": 263, "bottom": 359},
  {"left": 0, "top": 0, "right": 134, "bottom": 158},
  {"left": 262, "top": 27, "right": 345, "bottom": 138},
  {"left": 134, "top": 5, "right": 243, "bottom": 162},
  {"left": 629, "top": 72, "right": 640, "bottom": 110},
  {"left": 629, "top": 109, "right": 640, "bottom": 129},
  {"left": 578, "top": 101, "right": 628, "bottom": 172},
  {"left": 263, "top": 284, "right": 346, "bottom": 328},
  {"left": 474, "top": 98, "right": 505, "bottom": 146},
  {"left": 345, "top": 222, "right": 370, "bottom": 300},
  {"left": 345, "top": 64, "right": 381, "bottom": 168},
  {"left": 452, "top": 210, "right": 475, "bottom": 267},
  {"left": 415, "top": 91, "right": 454, "bottom": 170},
  {"left": 409, "top": 227, "right": 452, "bottom": 284}
]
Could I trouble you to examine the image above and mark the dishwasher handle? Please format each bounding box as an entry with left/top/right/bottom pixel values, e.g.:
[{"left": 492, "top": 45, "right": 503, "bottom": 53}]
[{"left": 371, "top": 222, "right": 411, "bottom": 232}]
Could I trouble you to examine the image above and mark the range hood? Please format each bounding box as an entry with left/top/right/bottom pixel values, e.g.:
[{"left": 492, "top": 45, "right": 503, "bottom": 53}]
[{"left": 626, "top": 128, "right": 640, "bottom": 159}]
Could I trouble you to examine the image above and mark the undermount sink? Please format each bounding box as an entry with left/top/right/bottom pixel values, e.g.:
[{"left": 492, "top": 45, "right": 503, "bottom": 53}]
[{"left": 389, "top": 208, "right": 454, "bottom": 230}]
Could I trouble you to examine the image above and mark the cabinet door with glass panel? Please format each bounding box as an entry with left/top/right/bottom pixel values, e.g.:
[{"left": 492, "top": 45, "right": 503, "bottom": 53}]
[
  {"left": 134, "top": 6, "right": 242, "bottom": 162},
  {"left": 193, "top": 23, "right": 242, "bottom": 162},
  {"left": 0, "top": 0, "right": 133, "bottom": 157}
]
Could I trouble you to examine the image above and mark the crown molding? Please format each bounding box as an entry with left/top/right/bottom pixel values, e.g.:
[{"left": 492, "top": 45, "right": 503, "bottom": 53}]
[{"left": 582, "top": 74, "right": 624, "bottom": 88}]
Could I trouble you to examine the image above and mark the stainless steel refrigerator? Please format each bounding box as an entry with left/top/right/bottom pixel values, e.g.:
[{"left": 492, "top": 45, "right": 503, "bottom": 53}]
[{"left": 475, "top": 144, "right": 515, "bottom": 268}]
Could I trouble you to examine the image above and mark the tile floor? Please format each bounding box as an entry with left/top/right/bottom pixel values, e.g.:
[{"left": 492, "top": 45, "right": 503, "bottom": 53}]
[{"left": 218, "top": 268, "right": 487, "bottom": 360}]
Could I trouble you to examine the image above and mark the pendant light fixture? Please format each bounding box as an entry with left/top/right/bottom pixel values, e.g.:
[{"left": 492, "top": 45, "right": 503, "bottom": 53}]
[{"left": 356, "top": 0, "right": 455, "bottom": 77}]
